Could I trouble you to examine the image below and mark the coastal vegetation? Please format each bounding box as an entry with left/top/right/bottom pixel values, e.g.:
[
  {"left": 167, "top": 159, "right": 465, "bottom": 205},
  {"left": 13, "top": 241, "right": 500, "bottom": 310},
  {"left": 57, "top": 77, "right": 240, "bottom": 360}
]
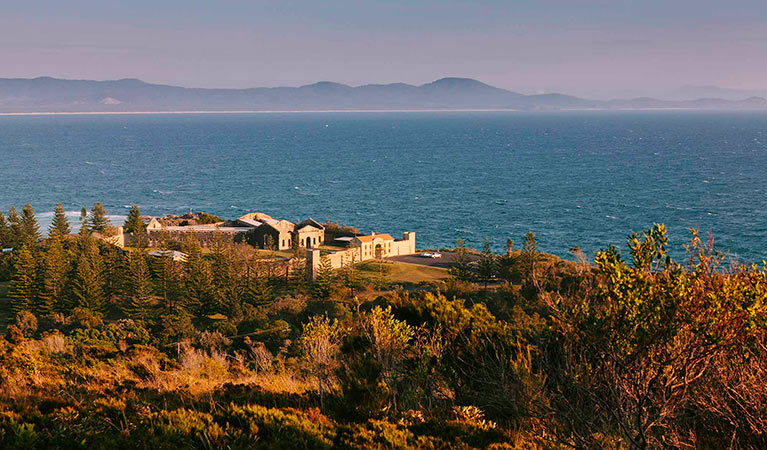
[{"left": 0, "top": 205, "right": 765, "bottom": 449}]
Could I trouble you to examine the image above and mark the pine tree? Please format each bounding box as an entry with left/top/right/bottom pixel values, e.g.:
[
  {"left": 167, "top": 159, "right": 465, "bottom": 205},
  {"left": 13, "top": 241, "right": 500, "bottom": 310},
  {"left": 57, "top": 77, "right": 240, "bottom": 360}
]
[
  {"left": 183, "top": 235, "right": 213, "bottom": 315},
  {"left": 38, "top": 232, "right": 69, "bottom": 315},
  {"left": 79, "top": 207, "right": 89, "bottom": 236},
  {"left": 124, "top": 250, "right": 154, "bottom": 322},
  {"left": 477, "top": 236, "right": 499, "bottom": 288},
  {"left": 0, "top": 211, "right": 8, "bottom": 248},
  {"left": 70, "top": 239, "right": 106, "bottom": 313},
  {"left": 340, "top": 251, "right": 361, "bottom": 298},
  {"left": 101, "top": 245, "right": 123, "bottom": 303},
  {"left": 20, "top": 203, "right": 41, "bottom": 244},
  {"left": 7, "top": 206, "right": 22, "bottom": 248},
  {"left": 125, "top": 205, "right": 148, "bottom": 247},
  {"left": 8, "top": 244, "right": 37, "bottom": 314},
  {"left": 152, "top": 251, "right": 181, "bottom": 313},
  {"left": 210, "top": 234, "right": 244, "bottom": 312},
  {"left": 288, "top": 256, "right": 308, "bottom": 294},
  {"left": 245, "top": 261, "right": 274, "bottom": 308},
  {"left": 88, "top": 202, "right": 112, "bottom": 234},
  {"left": 448, "top": 238, "right": 474, "bottom": 281},
  {"left": 523, "top": 230, "right": 538, "bottom": 287},
  {"left": 291, "top": 233, "right": 304, "bottom": 258},
  {"left": 123, "top": 205, "right": 146, "bottom": 241},
  {"left": 312, "top": 255, "right": 337, "bottom": 300},
  {"left": 50, "top": 203, "right": 71, "bottom": 236}
]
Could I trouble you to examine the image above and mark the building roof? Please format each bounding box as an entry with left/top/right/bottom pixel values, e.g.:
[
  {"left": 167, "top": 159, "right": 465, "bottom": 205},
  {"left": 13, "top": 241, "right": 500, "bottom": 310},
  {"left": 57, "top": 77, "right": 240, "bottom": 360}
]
[
  {"left": 238, "top": 212, "right": 274, "bottom": 222},
  {"left": 148, "top": 250, "right": 189, "bottom": 261},
  {"left": 236, "top": 218, "right": 263, "bottom": 228},
  {"left": 296, "top": 218, "right": 325, "bottom": 231},
  {"left": 355, "top": 233, "right": 394, "bottom": 243},
  {"left": 259, "top": 219, "right": 295, "bottom": 234},
  {"left": 146, "top": 217, "right": 163, "bottom": 229},
  {"left": 150, "top": 224, "right": 252, "bottom": 233}
]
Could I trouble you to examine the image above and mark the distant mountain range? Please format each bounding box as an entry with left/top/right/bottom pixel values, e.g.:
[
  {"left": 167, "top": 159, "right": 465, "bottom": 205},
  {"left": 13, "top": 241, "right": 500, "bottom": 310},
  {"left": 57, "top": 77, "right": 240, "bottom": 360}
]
[
  {"left": 1, "top": 76, "right": 766, "bottom": 113},
  {"left": 664, "top": 85, "right": 767, "bottom": 102}
]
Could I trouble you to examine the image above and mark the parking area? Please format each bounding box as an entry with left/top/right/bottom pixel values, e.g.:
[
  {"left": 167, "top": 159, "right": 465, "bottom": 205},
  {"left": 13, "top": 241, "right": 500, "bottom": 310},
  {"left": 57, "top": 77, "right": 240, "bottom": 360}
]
[{"left": 387, "top": 251, "right": 479, "bottom": 269}]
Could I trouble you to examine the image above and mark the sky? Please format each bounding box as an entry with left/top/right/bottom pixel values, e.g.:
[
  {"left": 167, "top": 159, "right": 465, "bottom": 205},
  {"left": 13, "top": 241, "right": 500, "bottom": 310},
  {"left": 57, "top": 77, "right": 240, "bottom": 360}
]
[{"left": 2, "top": 0, "right": 767, "bottom": 98}]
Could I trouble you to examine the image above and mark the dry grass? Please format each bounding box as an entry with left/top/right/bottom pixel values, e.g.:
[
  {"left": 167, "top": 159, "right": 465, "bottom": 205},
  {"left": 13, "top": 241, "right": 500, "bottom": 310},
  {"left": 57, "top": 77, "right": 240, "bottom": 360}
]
[
  {"left": 358, "top": 261, "right": 450, "bottom": 285},
  {"left": 42, "top": 332, "right": 70, "bottom": 354},
  {"left": 234, "top": 371, "right": 314, "bottom": 395},
  {"left": 0, "top": 333, "right": 316, "bottom": 415}
]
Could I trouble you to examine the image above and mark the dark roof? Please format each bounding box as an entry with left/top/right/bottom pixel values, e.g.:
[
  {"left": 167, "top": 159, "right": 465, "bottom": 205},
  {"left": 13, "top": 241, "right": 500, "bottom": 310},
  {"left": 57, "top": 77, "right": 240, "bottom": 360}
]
[{"left": 296, "top": 218, "right": 325, "bottom": 230}]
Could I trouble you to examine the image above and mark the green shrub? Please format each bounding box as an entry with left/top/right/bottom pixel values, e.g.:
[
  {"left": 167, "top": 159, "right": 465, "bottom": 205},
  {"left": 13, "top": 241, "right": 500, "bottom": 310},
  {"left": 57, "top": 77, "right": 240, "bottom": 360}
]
[{"left": 227, "top": 404, "right": 335, "bottom": 449}]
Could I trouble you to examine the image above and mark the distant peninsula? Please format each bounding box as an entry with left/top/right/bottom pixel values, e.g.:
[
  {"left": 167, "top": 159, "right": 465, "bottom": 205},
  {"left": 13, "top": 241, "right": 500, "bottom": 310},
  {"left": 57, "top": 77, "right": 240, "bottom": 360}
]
[{"left": 1, "top": 76, "right": 766, "bottom": 113}]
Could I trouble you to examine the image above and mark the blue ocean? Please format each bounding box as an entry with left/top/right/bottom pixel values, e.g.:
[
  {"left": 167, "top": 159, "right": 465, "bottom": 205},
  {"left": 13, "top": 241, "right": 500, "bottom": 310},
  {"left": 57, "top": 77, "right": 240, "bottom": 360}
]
[{"left": 2, "top": 111, "right": 766, "bottom": 261}]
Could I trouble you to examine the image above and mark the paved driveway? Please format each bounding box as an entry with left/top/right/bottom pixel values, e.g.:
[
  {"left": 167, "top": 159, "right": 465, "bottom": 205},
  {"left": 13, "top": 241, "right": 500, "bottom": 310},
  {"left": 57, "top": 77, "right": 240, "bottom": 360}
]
[{"left": 387, "top": 251, "right": 479, "bottom": 269}]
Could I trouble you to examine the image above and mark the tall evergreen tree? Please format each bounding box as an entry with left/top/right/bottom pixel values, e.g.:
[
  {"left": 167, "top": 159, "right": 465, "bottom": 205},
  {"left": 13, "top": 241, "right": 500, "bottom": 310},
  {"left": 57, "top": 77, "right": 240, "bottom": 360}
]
[
  {"left": 448, "top": 238, "right": 474, "bottom": 281},
  {"left": 6, "top": 206, "right": 22, "bottom": 248},
  {"left": 88, "top": 202, "right": 112, "bottom": 234},
  {"left": 38, "top": 232, "right": 69, "bottom": 316},
  {"left": 245, "top": 260, "right": 274, "bottom": 308},
  {"left": 79, "top": 207, "right": 89, "bottom": 236},
  {"left": 340, "top": 251, "right": 361, "bottom": 298},
  {"left": 124, "top": 250, "right": 154, "bottom": 321},
  {"left": 288, "top": 256, "right": 308, "bottom": 294},
  {"left": 125, "top": 205, "right": 148, "bottom": 247},
  {"left": 50, "top": 203, "right": 71, "bottom": 236},
  {"left": 210, "top": 234, "right": 244, "bottom": 312},
  {"left": 0, "top": 211, "right": 8, "bottom": 248},
  {"left": 124, "top": 205, "right": 144, "bottom": 234},
  {"left": 8, "top": 244, "right": 37, "bottom": 314},
  {"left": 20, "top": 203, "right": 41, "bottom": 244},
  {"left": 522, "top": 230, "right": 538, "bottom": 287},
  {"left": 101, "top": 244, "right": 124, "bottom": 303},
  {"left": 291, "top": 233, "right": 304, "bottom": 258},
  {"left": 477, "top": 236, "right": 499, "bottom": 288},
  {"left": 506, "top": 237, "right": 514, "bottom": 257},
  {"left": 70, "top": 239, "right": 106, "bottom": 313},
  {"left": 183, "top": 235, "right": 213, "bottom": 315},
  {"left": 312, "top": 255, "right": 337, "bottom": 300},
  {"left": 152, "top": 252, "right": 181, "bottom": 313}
]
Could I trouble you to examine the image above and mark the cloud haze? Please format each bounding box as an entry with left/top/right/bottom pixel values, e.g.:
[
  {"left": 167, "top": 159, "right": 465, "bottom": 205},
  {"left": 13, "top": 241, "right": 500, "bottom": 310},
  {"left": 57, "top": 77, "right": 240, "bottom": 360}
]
[{"left": 2, "top": 0, "right": 766, "bottom": 98}]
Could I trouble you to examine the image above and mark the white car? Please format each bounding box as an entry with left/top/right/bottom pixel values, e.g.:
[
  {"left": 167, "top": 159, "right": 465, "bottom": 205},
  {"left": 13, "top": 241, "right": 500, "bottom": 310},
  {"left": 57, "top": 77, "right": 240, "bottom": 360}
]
[
  {"left": 430, "top": 252, "right": 442, "bottom": 259},
  {"left": 421, "top": 252, "right": 433, "bottom": 258}
]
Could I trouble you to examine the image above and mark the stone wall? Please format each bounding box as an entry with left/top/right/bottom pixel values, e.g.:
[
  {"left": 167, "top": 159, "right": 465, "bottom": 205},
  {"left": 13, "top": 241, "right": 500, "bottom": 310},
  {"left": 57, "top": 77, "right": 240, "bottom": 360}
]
[{"left": 306, "top": 232, "right": 415, "bottom": 280}]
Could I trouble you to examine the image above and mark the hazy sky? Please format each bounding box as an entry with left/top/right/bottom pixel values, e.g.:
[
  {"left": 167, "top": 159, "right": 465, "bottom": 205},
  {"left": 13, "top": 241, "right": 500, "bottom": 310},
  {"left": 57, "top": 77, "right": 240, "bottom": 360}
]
[{"left": 2, "top": 0, "right": 767, "bottom": 98}]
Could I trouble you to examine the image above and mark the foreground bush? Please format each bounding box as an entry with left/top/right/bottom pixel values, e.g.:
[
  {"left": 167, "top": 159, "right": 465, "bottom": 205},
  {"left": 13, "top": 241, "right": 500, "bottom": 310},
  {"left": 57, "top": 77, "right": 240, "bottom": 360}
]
[{"left": 0, "top": 401, "right": 529, "bottom": 449}]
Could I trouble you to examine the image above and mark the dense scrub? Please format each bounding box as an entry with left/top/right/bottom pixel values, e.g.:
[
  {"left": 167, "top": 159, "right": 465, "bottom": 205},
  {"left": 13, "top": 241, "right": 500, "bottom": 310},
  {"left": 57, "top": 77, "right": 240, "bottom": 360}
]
[{"left": 1, "top": 205, "right": 766, "bottom": 449}]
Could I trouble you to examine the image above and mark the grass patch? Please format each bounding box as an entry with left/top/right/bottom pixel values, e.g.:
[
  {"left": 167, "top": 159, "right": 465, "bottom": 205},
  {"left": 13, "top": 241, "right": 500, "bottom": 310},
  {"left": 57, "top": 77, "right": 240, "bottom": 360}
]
[
  {"left": 253, "top": 249, "right": 293, "bottom": 259},
  {"left": 357, "top": 261, "right": 449, "bottom": 286}
]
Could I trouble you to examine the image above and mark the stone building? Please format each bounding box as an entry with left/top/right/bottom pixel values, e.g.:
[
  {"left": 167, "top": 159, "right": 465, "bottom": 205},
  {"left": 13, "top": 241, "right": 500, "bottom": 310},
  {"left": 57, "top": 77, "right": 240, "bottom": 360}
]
[
  {"left": 144, "top": 218, "right": 252, "bottom": 248},
  {"left": 248, "top": 219, "right": 298, "bottom": 250},
  {"left": 307, "top": 231, "right": 416, "bottom": 280},
  {"left": 295, "top": 218, "right": 325, "bottom": 248},
  {"left": 118, "top": 213, "right": 416, "bottom": 277},
  {"left": 350, "top": 231, "right": 416, "bottom": 260},
  {"left": 241, "top": 213, "right": 326, "bottom": 251}
]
